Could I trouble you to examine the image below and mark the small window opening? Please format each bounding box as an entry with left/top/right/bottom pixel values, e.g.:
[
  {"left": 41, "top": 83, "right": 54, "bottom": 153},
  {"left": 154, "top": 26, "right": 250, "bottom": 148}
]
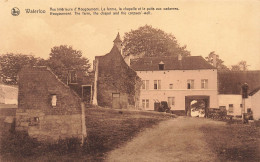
[
  {"left": 159, "top": 61, "right": 165, "bottom": 70},
  {"left": 247, "top": 108, "right": 252, "bottom": 113},
  {"left": 187, "top": 83, "right": 191, "bottom": 89},
  {"left": 29, "top": 117, "right": 40, "bottom": 126},
  {"left": 228, "top": 104, "right": 234, "bottom": 113},
  {"left": 51, "top": 94, "right": 57, "bottom": 107},
  {"left": 34, "top": 117, "right": 39, "bottom": 122}
]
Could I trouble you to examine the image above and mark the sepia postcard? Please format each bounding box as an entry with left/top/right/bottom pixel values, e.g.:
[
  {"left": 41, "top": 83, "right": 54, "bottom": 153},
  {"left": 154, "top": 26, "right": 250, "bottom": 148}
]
[{"left": 0, "top": 0, "right": 260, "bottom": 161}]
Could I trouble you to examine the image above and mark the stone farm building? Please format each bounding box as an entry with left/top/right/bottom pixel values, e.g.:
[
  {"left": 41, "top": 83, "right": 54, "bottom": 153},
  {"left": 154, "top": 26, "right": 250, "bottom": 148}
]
[
  {"left": 92, "top": 33, "right": 141, "bottom": 109},
  {"left": 130, "top": 55, "right": 218, "bottom": 116},
  {"left": 16, "top": 66, "right": 86, "bottom": 142}
]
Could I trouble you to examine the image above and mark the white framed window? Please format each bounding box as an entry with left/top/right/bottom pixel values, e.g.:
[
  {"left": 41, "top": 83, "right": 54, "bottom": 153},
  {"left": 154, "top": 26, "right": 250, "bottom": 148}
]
[
  {"left": 51, "top": 94, "right": 57, "bottom": 107},
  {"left": 169, "top": 84, "right": 173, "bottom": 89},
  {"left": 154, "top": 80, "right": 161, "bottom": 90},
  {"left": 228, "top": 104, "right": 234, "bottom": 113},
  {"left": 201, "top": 79, "right": 208, "bottom": 89},
  {"left": 142, "top": 99, "right": 149, "bottom": 109},
  {"left": 187, "top": 79, "right": 194, "bottom": 89},
  {"left": 142, "top": 80, "right": 149, "bottom": 90},
  {"left": 168, "top": 97, "right": 175, "bottom": 107}
]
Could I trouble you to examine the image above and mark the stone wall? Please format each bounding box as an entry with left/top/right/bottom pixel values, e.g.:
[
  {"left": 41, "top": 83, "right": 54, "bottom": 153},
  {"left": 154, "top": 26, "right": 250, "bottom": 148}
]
[
  {"left": 18, "top": 66, "right": 81, "bottom": 115},
  {"left": 96, "top": 45, "right": 141, "bottom": 108},
  {"left": 16, "top": 109, "right": 82, "bottom": 142},
  {"left": 16, "top": 66, "right": 86, "bottom": 142}
]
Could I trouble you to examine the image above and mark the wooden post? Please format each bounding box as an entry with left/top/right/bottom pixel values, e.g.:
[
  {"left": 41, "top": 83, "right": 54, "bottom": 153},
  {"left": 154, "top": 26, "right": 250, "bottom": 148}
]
[
  {"left": 93, "top": 59, "right": 98, "bottom": 105},
  {"left": 81, "top": 102, "right": 87, "bottom": 145}
]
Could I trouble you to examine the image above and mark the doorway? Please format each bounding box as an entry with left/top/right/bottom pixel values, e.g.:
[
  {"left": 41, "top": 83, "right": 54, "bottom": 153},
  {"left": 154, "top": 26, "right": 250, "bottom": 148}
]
[
  {"left": 82, "top": 85, "right": 92, "bottom": 103},
  {"left": 112, "top": 93, "right": 120, "bottom": 109},
  {"left": 185, "top": 96, "right": 209, "bottom": 117}
]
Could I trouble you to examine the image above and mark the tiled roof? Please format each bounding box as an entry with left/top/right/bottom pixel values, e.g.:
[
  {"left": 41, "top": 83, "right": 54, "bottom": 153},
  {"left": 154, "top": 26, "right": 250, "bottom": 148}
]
[
  {"left": 130, "top": 56, "right": 216, "bottom": 71},
  {"left": 218, "top": 71, "right": 260, "bottom": 94}
]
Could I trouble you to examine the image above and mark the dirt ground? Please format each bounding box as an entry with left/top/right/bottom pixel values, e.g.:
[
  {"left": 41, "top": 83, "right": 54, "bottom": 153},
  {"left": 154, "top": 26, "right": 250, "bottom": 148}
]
[{"left": 106, "top": 117, "right": 225, "bottom": 162}]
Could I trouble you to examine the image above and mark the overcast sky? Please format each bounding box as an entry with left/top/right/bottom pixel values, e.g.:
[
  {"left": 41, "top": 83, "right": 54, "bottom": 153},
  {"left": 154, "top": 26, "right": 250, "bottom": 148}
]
[{"left": 1, "top": 0, "right": 260, "bottom": 70}]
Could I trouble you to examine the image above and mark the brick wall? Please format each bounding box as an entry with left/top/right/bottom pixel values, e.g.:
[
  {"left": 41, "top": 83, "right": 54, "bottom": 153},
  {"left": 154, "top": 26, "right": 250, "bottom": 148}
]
[{"left": 16, "top": 66, "right": 85, "bottom": 142}]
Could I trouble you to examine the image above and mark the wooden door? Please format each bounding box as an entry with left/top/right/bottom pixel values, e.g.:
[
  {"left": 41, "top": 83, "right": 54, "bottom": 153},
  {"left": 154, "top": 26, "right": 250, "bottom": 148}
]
[{"left": 112, "top": 93, "right": 120, "bottom": 109}]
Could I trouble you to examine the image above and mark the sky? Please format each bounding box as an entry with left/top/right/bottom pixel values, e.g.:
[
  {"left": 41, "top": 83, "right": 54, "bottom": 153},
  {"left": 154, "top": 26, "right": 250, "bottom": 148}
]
[{"left": 0, "top": 0, "right": 260, "bottom": 70}]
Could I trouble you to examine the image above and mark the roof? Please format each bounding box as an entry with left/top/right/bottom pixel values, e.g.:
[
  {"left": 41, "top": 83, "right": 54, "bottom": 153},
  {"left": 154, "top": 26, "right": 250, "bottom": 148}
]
[
  {"left": 113, "top": 32, "right": 122, "bottom": 43},
  {"left": 96, "top": 45, "right": 121, "bottom": 59},
  {"left": 249, "top": 87, "right": 260, "bottom": 96},
  {"left": 218, "top": 71, "right": 260, "bottom": 94},
  {"left": 130, "top": 56, "right": 216, "bottom": 71}
]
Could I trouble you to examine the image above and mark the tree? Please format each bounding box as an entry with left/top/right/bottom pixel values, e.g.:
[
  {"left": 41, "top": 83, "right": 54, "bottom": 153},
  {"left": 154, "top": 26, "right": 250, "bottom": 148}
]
[
  {"left": 47, "top": 45, "right": 91, "bottom": 82},
  {"left": 231, "top": 61, "right": 249, "bottom": 71},
  {"left": 123, "top": 25, "right": 190, "bottom": 58},
  {"left": 205, "top": 51, "right": 229, "bottom": 71},
  {"left": 0, "top": 53, "right": 44, "bottom": 84}
]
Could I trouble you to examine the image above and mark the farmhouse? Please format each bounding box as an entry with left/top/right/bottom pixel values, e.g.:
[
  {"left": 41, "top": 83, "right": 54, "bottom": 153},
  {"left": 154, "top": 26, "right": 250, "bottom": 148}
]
[
  {"left": 130, "top": 54, "right": 218, "bottom": 116},
  {"left": 16, "top": 66, "right": 86, "bottom": 142},
  {"left": 218, "top": 71, "right": 260, "bottom": 119},
  {"left": 92, "top": 33, "right": 141, "bottom": 109}
]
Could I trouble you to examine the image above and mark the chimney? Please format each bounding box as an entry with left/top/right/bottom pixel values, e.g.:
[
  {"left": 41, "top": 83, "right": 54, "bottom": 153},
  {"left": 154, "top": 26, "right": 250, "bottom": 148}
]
[
  {"left": 212, "top": 54, "right": 217, "bottom": 67},
  {"left": 178, "top": 54, "right": 182, "bottom": 61}
]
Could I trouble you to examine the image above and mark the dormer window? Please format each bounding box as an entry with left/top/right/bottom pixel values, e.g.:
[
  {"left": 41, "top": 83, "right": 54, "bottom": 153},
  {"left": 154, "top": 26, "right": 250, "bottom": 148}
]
[{"left": 159, "top": 61, "right": 164, "bottom": 70}]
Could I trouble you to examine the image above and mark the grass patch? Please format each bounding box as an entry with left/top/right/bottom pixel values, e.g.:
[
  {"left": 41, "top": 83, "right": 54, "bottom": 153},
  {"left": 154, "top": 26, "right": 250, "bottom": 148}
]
[
  {"left": 0, "top": 108, "right": 173, "bottom": 161},
  {"left": 200, "top": 123, "right": 260, "bottom": 162}
]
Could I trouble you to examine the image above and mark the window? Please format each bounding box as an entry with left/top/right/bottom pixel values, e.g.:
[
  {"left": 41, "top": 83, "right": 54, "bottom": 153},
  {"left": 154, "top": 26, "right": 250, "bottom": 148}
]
[
  {"left": 247, "top": 108, "right": 252, "bottom": 113},
  {"left": 154, "top": 80, "right": 161, "bottom": 89},
  {"left": 158, "top": 61, "right": 164, "bottom": 70},
  {"left": 168, "top": 97, "right": 175, "bottom": 107},
  {"left": 142, "top": 80, "right": 149, "bottom": 90},
  {"left": 201, "top": 79, "right": 208, "bottom": 89},
  {"left": 159, "top": 64, "right": 164, "bottom": 70},
  {"left": 219, "top": 106, "right": 226, "bottom": 111},
  {"left": 169, "top": 84, "right": 173, "bottom": 89},
  {"left": 51, "top": 94, "right": 57, "bottom": 107},
  {"left": 29, "top": 117, "right": 40, "bottom": 126},
  {"left": 240, "top": 104, "right": 243, "bottom": 108},
  {"left": 69, "top": 70, "right": 77, "bottom": 84},
  {"left": 142, "top": 80, "right": 145, "bottom": 89},
  {"left": 142, "top": 99, "right": 149, "bottom": 109},
  {"left": 228, "top": 104, "right": 234, "bottom": 113},
  {"left": 187, "top": 79, "right": 194, "bottom": 89}
]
